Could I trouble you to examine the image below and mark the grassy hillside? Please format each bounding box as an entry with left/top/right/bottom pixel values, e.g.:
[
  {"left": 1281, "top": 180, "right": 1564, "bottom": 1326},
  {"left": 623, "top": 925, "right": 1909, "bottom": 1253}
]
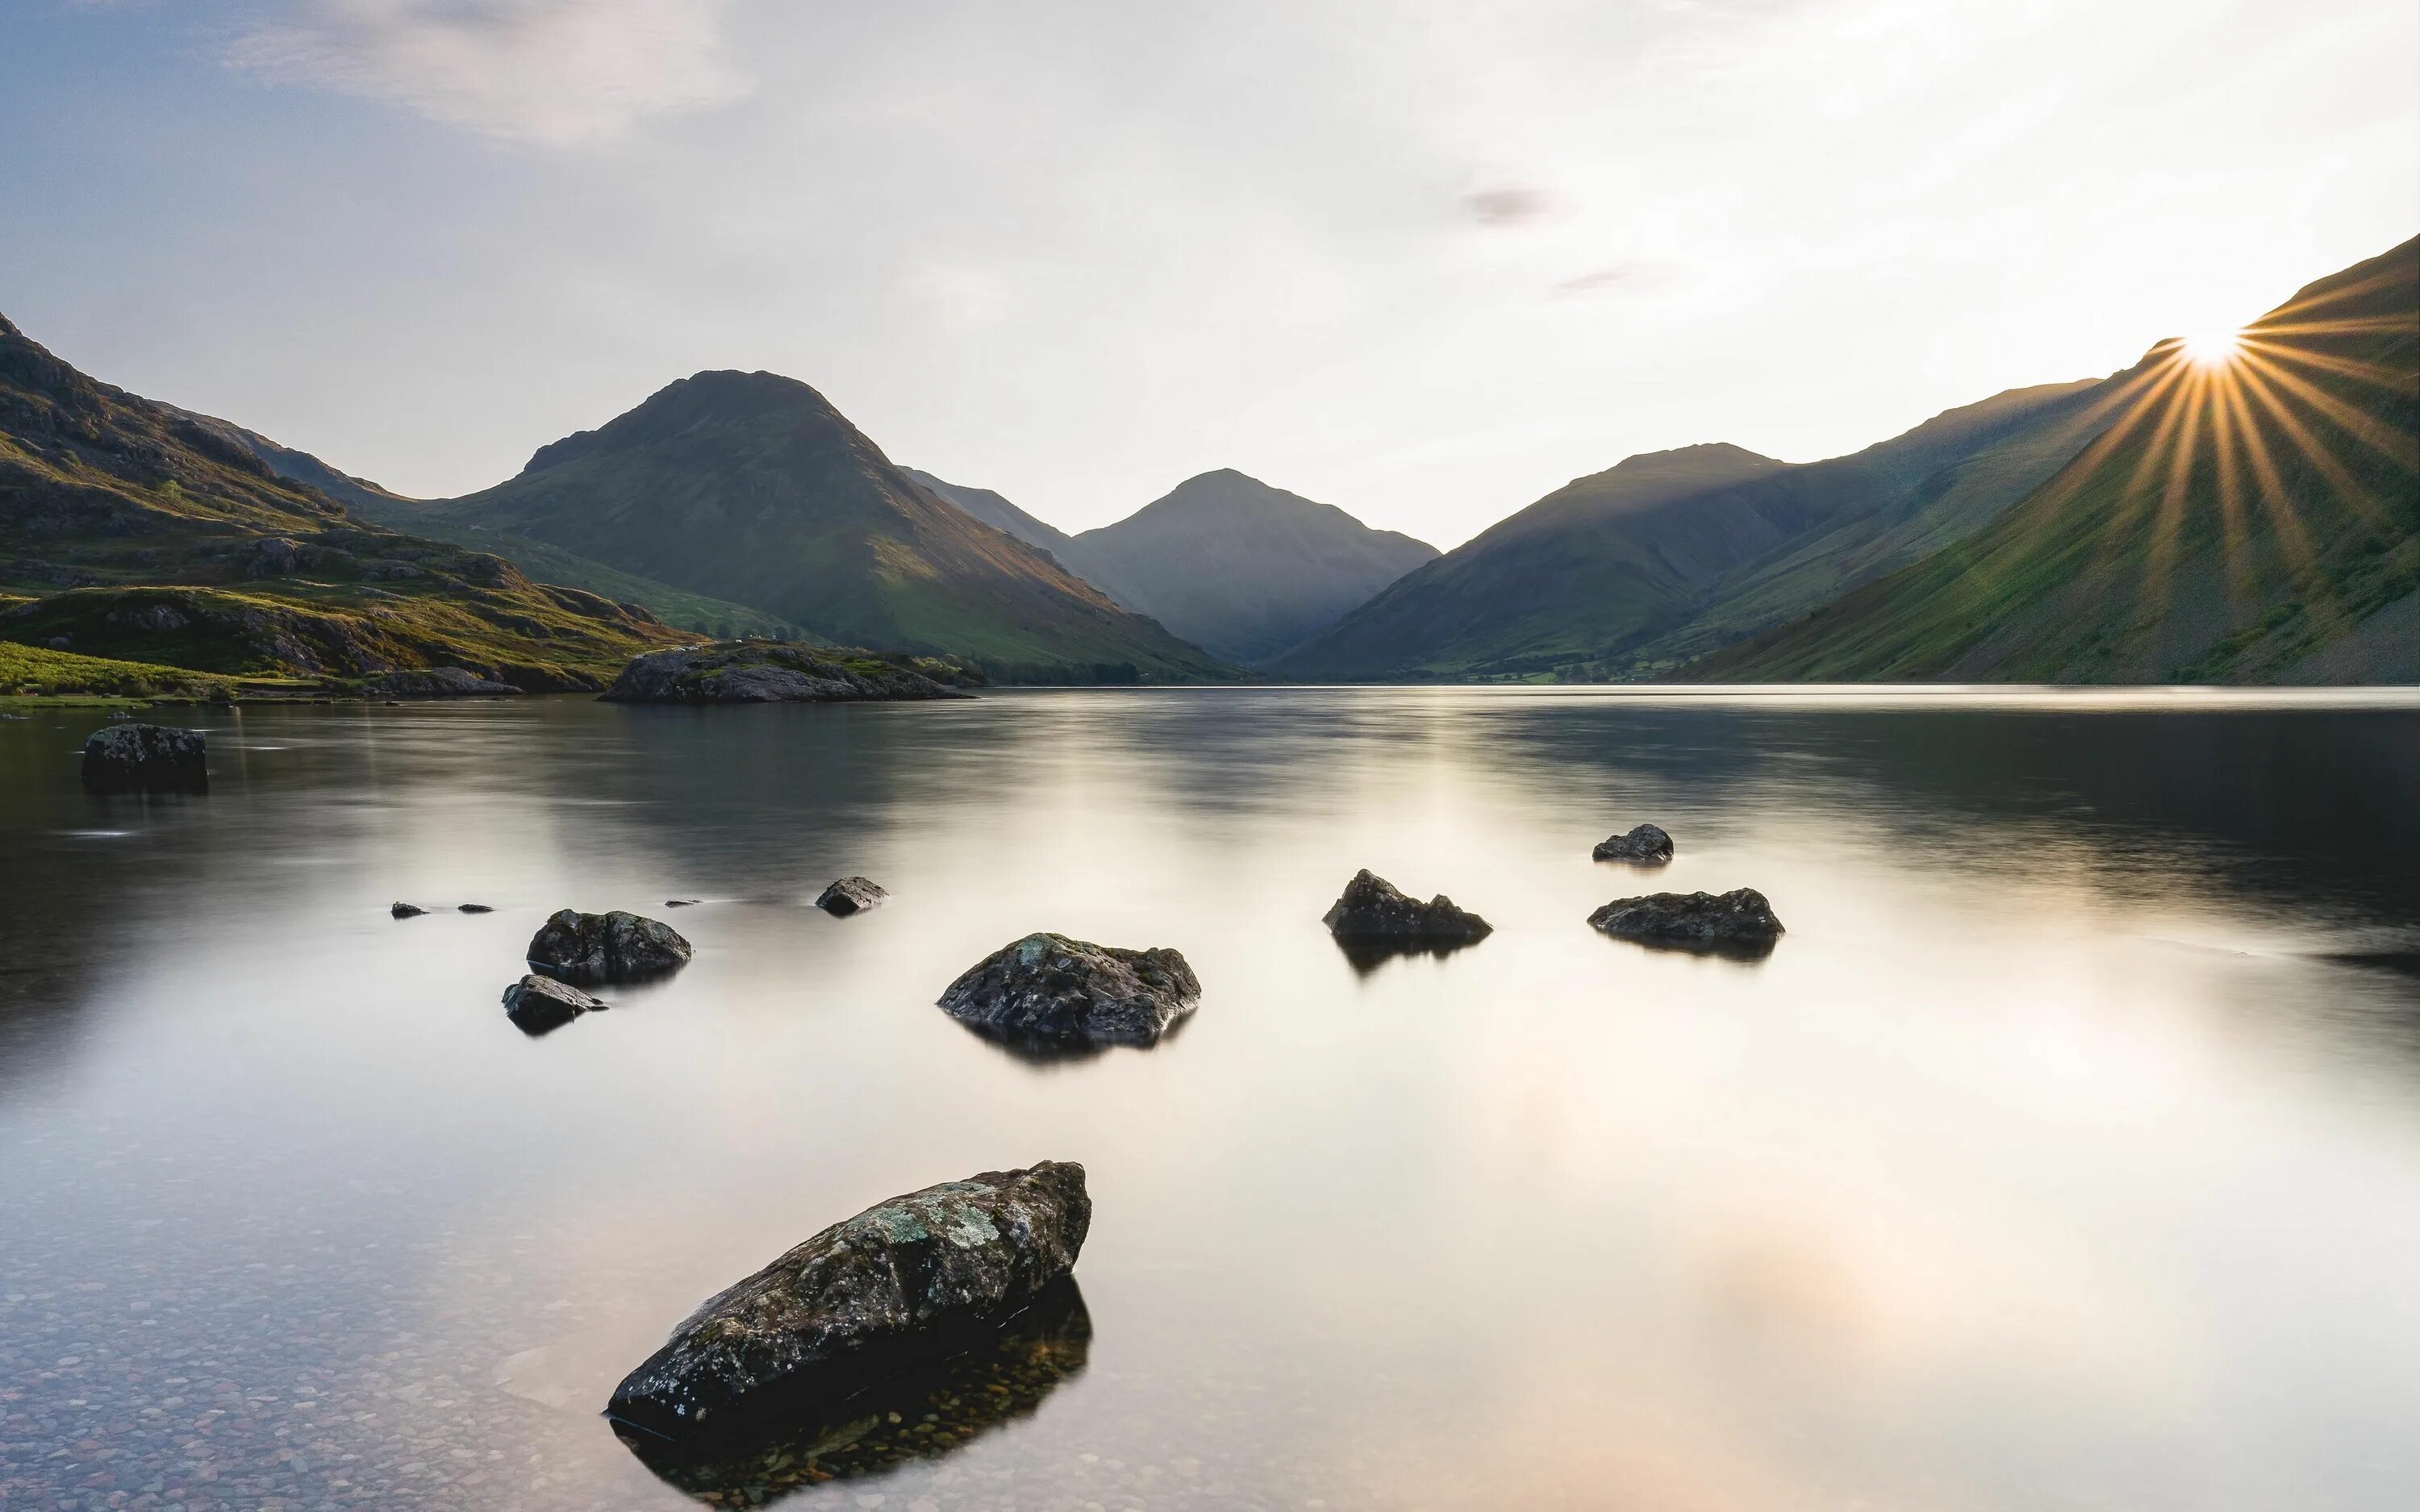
[
  {"left": 1696, "top": 237, "right": 2418, "bottom": 684},
  {"left": 0, "top": 310, "right": 684, "bottom": 689},
  {"left": 428, "top": 371, "right": 1237, "bottom": 684},
  {"left": 0, "top": 638, "right": 234, "bottom": 698},
  {"left": 1271, "top": 380, "right": 2122, "bottom": 683}
]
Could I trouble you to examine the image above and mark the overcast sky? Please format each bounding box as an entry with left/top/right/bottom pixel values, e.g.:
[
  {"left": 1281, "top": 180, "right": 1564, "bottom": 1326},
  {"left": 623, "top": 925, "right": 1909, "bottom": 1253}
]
[{"left": 6, "top": 1, "right": 2415, "bottom": 547}]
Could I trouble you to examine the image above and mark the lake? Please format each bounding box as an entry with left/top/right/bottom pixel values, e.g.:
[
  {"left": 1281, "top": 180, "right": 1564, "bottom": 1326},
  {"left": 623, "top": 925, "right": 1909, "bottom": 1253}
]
[{"left": 3, "top": 687, "right": 2418, "bottom": 1511}]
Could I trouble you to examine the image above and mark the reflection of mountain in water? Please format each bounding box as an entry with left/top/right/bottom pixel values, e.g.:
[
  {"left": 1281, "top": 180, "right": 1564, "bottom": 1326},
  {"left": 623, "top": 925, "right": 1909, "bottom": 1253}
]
[{"left": 620, "top": 1278, "right": 1091, "bottom": 1506}]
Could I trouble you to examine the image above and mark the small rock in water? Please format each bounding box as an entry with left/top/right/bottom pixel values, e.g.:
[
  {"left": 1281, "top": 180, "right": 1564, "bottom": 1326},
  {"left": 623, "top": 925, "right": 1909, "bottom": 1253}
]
[
  {"left": 605, "top": 1161, "right": 1091, "bottom": 1447},
  {"left": 503, "top": 973, "right": 604, "bottom": 1035},
  {"left": 815, "top": 876, "right": 887, "bottom": 915},
  {"left": 1592, "top": 823, "right": 1674, "bottom": 863},
  {"left": 527, "top": 909, "right": 694, "bottom": 984},
  {"left": 1588, "top": 888, "right": 1784, "bottom": 953},
  {"left": 665, "top": 898, "right": 701, "bottom": 908},
  {"left": 79, "top": 723, "right": 207, "bottom": 793},
  {"left": 457, "top": 903, "right": 494, "bottom": 914},
  {"left": 938, "top": 933, "right": 1199, "bottom": 1047},
  {"left": 1321, "top": 868, "right": 1492, "bottom": 940},
  {"left": 390, "top": 901, "right": 427, "bottom": 919}
]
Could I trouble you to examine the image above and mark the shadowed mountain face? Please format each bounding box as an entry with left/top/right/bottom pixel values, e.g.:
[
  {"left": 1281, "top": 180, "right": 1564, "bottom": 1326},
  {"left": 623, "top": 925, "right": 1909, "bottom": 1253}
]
[
  {"left": 1270, "top": 380, "right": 2127, "bottom": 682},
  {"left": 0, "top": 312, "right": 678, "bottom": 689},
  {"left": 1062, "top": 470, "right": 1439, "bottom": 664},
  {"left": 424, "top": 373, "right": 1233, "bottom": 683},
  {"left": 903, "top": 467, "right": 1091, "bottom": 569},
  {"left": 1699, "top": 237, "right": 2420, "bottom": 684}
]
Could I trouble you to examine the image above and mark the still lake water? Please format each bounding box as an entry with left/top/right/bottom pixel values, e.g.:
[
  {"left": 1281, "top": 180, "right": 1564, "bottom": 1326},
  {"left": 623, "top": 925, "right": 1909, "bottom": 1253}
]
[{"left": 3, "top": 687, "right": 2418, "bottom": 1511}]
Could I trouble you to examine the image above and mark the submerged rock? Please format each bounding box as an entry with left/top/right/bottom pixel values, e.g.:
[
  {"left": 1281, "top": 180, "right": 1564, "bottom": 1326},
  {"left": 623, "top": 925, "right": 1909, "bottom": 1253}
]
[
  {"left": 1592, "top": 823, "right": 1674, "bottom": 863},
  {"left": 390, "top": 901, "right": 427, "bottom": 918},
  {"left": 363, "top": 667, "right": 523, "bottom": 698},
  {"left": 79, "top": 723, "right": 207, "bottom": 793},
  {"left": 605, "top": 1162, "right": 1091, "bottom": 1447},
  {"left": 1588, "top": 888, "right": 1784, "bottom": 952},
  {"left": 503, "top": 973, "right": 604, "bottom": 1034},
  {"left": 457, "top": 903, "right": 494, "bottom": 914},
  {"left": 599, "top": 642, "right": 974, "bottom": 706},
  {"left": 815, "top": 876, "right": 887, "bottom": 915},
  {"left": 527, "top": 909, "right": 694, "bottom": 984},
  {"left": 1321, "top": 868, "right": 1492, "bottom": 940},
  {"left": 937, "top": 933, "right": 1200, "bottom": 1047}
]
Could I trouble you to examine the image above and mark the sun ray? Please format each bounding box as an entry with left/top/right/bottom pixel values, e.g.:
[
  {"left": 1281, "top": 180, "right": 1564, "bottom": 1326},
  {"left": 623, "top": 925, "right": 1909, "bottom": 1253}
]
[
  {"left": 2230, "top": 359, "right": 2395, "bottom": 531},
  {"left": 2234, "top": 348, "right": 2420, "bottom": 473},
  {"left": 2237, "top": 334, "right": 2416, "bottom": 393},
  {"left": 2214, "top": 373, "right": 2349, "bottom": 655}
]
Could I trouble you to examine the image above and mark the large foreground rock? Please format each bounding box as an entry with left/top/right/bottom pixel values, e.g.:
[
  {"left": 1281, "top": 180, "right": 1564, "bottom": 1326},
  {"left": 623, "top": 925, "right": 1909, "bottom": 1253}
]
[
  {"left": 527, "top": 909, "right": 693, "bottom": 983},
  {"left": 1321, "top": 868, "right": 1492, "bottom": 940},
  {"left": 503, "top": 973, "right": 604, "bottom": 1034},
  {"left": 1588, "top": 888, "right": 1784, "bottom": 952},
  {"left": 939, "top": 933, "right": 1200, "bottom": 1047},
  {"left": 605, "top": 1162, "right": 1091, "bottom": 1446},
  {"left": 1592, "top": 823, "right": 1674, "bottom": 863},
  {"left": 80, "top": 723, "right": 207, "bottom": 793},
  {"left": 815, "top": 876, "right": 887, "bottom": 915},
  {"left": 599, "top": 642, "right": 973, "bottom": 705}
]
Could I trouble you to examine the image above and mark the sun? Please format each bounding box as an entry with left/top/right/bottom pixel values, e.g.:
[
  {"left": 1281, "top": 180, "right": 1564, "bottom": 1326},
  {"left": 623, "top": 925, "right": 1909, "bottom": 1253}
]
[{"left": 2181, "top": 327, "right": 2244, "bottom": 366}]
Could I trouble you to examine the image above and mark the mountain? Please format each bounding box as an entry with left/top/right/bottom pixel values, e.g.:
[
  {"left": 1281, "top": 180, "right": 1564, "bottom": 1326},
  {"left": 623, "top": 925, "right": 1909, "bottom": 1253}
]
[
  {"left": 1696, "top": 237, "right": 2419, "bottom": 683},
  {"left": 170, "top": 407, "right": 819, "bottom": 642},
  {"left": 421, "top": 372, "right": 1233, "bottom": 683},
  {"left": 1041, "top": 470, "right": 1439, "bottom": 664},
  {"left": 1271, "top": 381, "right": 2132, "bottom": 681},
  {"left": 902, "top": 468, "right": 1091, "bottom": 569},
  {"left": 0, "top": 311, "right": 680, "bottom": 690}
]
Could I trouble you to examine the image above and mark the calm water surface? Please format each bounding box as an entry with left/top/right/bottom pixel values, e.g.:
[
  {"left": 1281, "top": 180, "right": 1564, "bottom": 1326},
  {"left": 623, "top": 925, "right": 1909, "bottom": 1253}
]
[{"left": 3, "top": 688, "right": 2418, "bottom": 1511}]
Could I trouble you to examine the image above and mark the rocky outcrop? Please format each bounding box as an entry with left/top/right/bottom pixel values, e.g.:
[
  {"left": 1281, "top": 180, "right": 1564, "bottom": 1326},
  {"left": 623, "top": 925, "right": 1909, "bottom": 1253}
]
[
  {"left": 1321, "top": 869, "right": 1492, "bottom": 940},
  {"left": 605, "top": 1162, "right": 1091, "bottom": 1447},
  {"left": 390, "top": 901, "right": 426, "bottom": 918},
  {"left": 527, "top": 909, "right": 694, "bottom": 984},
  {"left": 938, "top": 933, "right": 1200, "bottom": 1047},
  {"left": 1592, "top": 823, "right": 1674, "bottom": 863},
  {"left": 1588, "top": 888, "right": 1784, "bottom": 952},
  {"left": 814, "top": 876, "right": 887, "bottom": 915},
  {"left": 457, "top": 903, "right": 494, "bottom": 914},
  {"left": 599, "top": 642, "right": 973, "bottom": 705},
  {"left": 80, "top": 723, "right": 207, "bottom": 793},
  {"left": 503, "top": 973, "right": 604, "bottom": 1034},
  {"left": 363, "top": 667, "right": 524, "bottom": 698}
]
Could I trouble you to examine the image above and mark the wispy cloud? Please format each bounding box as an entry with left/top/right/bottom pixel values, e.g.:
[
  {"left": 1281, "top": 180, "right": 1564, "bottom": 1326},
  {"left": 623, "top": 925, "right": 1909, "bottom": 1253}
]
[
  {"left": 1465, "top": 185, "right": 1552, "bottom": 228},
  {"left": 226, "top": 0, "right": 745, "bottom": 145}
]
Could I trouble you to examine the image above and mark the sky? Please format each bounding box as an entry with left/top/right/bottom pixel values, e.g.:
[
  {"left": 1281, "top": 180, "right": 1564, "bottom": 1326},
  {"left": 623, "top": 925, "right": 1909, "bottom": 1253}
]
[{"left": 3, "top": 1, "right": 2415, "bottom": 548}]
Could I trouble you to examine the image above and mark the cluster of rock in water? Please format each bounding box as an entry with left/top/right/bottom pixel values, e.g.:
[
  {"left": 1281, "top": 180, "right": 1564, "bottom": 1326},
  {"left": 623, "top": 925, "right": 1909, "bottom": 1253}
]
[{"left": 78, "top": 717, "right": 1787, "bottom": 1488}]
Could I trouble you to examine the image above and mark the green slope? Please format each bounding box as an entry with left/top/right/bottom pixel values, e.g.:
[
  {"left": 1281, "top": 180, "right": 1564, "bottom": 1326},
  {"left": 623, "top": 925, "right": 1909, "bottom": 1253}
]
[
  {"left": 0, "top": 311, "right": 684, "bottom": 689},
  {"left": 1270, "top": 380, "right": 2124, "bottom": 683},
  {"left": 1696, "top": 237, "right": 2419, "bottom": 684},
  {"left": 429, "top": 371, "right": 1237, "bottom": 684}
]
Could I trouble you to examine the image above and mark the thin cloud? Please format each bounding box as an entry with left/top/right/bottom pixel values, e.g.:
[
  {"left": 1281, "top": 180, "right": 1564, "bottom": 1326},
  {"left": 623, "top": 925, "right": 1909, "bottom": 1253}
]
[
  {"left": 1555, "top": 265, "right": 1633, "bottom": 295},
  {"left": 1466, "top": 185, "right": 1552, "bottom": 227},
  {"left": 225, "top": 0, "right": 745, "bottom": 145}
]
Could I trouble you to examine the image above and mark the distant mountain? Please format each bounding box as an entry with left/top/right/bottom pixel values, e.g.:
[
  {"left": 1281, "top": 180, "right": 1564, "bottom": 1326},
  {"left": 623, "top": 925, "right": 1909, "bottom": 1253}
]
[
  {"left": 902, "top": 468, "right": 1091, "bottom": 569},
  {"left": 1035, "top": 470, "right": 1441, "bottom": 664},
  {"left": 1269, "top": 381, "right": 2126, "bottom": 681},
  {"left": 0, "top": 311, "right": 678, "bottom": 690},
  {"left": 1696, "top": 237, "right": 2420, "bottom": 683},
  {"left": 422, "top": 372, "right": 1233, "bottom": 683},
  {"left": 157, "top": 404, "right": 415, "bottom": 515}
]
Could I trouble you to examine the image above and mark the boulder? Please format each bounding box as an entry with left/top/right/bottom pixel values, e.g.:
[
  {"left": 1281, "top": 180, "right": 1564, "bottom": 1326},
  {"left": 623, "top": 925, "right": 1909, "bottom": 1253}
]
[
  {"left": 79, "top": 723, "right": 207, "bottom": 793},
  {"left": 599, "top": 642, "right": 974, "bottom": 705},
  {"left": 815, "top": 876, "right": 887, "bottom": 915},
  {"left": 527, "top": 909, "right": 694, "bottom": 984},
  {"left": 503, "top": 973, "right": 604, "bottom": 1034},
  {"left": 606, "top": 1162, "right": 1091, "bottom": 1446},
  {"left": 1321, "top": 868, "right": 1492, "bottom": 940},
  {"left": 938, "top": 934, "right": 1200, "bottom": 1047},
  {"left": 1588, "top": 888, "right": 1784, "bottom": 952},
  {"left": 390, "top": 901, "right": 427, "bottom": 918},
  {"left": 1592, "top": 823, "right": 1674, "bottom": 863},
  {"left": 364, "top": 667, "right": 524, "bottom": 698}
]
